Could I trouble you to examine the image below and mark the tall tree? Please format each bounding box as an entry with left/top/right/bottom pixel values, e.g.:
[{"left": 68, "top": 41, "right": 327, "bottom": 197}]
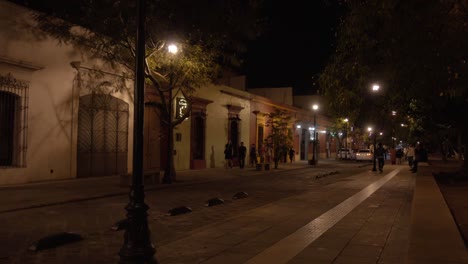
[
  {"left": 266, "top": 108, "right": 293, "bottom": 169},
  {"left": 319, "top": 0, "right": 468, "bottom": 170},
  {"left": 15, "top": 0, "right": 265, "bottom": 181}
]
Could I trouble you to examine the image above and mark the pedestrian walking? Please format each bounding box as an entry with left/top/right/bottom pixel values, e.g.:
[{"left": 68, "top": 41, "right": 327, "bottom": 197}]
[
  {"left": 411, "top": 143, "right": 427, "bottom": 173},
  {"left": 396, "top": 148, "right": 403, "bottom": 164},
  {"left": 265, "top": 143, "right": 272, "bottom": 164},
  {"left": 289, "top": 148, "right": 295, "bottom": 163},
  {"left": 258, "top": 144, "right": 265, "bottom": 164},
  {"left": 375, "top": 142, "right": 386, "bottom": 173},
  {"left": 249, "top": 144, "right": 257, "bottom": 167},
  {"left": 238, "top": 142, "right": 247, "bottom": 169},
  {"left": 442, "top": 136, "right": 449, "bottom": 162},
  {"left": 406, "top": 144, "right": 415, "bottom": 168},
  {"left": 224, "top": 141, "right": 233, "bottom": 168}
]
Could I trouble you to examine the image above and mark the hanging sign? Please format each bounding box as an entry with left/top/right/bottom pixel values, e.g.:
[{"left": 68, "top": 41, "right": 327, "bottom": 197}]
[{"left": 175, "top": 97, "right": 188, "bottom": 119}]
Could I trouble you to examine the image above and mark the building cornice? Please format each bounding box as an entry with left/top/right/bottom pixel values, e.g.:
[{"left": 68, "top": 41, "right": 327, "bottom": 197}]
[{"left": 0, "top": 56, "right": 44, "bottom": 72}]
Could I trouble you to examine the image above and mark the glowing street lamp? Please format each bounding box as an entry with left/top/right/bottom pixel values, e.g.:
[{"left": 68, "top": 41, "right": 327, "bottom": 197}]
[
  {"left": 168, "top": 44, "right": 178, "bottom": 54},
  {"left": 372, "top": 84, "right": 380, "bottom": 92},
  {"left": 311, "top": 104, "right": 319, "bottom": 164}
]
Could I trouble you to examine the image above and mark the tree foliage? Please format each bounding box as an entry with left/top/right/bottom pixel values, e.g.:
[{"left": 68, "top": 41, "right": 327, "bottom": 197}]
[
  {"left": 319, "top": 0, "right": 468, "bottom": 163},
  {"left": 13, "top": 0, "right": 265, "bottom": 179},
  {"left": 266, "top": 108, "right": 293, "bottom": 169},
  {"left": 16, "top": 0, "right": 264, "bottom": 125}
]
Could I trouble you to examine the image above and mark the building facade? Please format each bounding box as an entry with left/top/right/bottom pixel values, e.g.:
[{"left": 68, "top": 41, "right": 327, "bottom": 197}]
[{"left": 0, "top": 0, "right": 336, "bottom": 186}]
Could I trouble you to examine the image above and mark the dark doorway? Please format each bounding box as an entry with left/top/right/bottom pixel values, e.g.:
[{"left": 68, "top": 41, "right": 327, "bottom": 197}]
[
  {"left": 0, "top": 91, "right": 17, "bottom": 166},
  {"left": 258, "top": 125, "right": 264, "bottom": 151},
  {"left": 300, "top": 128, "right": 307, "bottom": 160},
  {"left": 230, "top": 120, "right": 239, "bottom": 158},
  {"left": 77, "top": 94, "right": 129, "bottom": 177}
]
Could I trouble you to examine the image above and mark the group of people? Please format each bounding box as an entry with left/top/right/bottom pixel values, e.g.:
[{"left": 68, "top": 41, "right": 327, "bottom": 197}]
[
  {"left": 224, "top": 141, "right": 296, "bottom": 169},
  {"left": 374, "top": 142, "right": 428, "bottom": 174},
  {"left": 224, "top": 141, "right": 249, "bottom": 169},
  {"left": 248, "top": 143, "right": 296, "bottom": 166}
]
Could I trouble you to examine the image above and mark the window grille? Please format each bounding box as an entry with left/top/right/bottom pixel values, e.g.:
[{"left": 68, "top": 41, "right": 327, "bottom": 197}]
[{"left": 0, "top": 73, "right": 29, "bottom": 167}]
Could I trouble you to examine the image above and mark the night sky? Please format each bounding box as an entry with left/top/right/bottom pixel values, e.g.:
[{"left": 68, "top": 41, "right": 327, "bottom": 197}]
[
  {"left": 243, "top": 1, "right": 343, "bottom": 95},
  {"left": 9, "top": 0, "right": 343, "bottom": 96}
]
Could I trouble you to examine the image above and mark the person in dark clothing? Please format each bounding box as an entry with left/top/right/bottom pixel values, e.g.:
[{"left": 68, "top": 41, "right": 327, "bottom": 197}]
[
  {"left": 395, "top": 148, "right": 403, "bottom": 164},
  {"left": 224, "top": 141, "right": 233, "bottom": 168},
  {"left": 249, "top": 144, "right": 257, "bottom": 167},
  {"left": 238, "top": 142, "right": 247, "bottom": 169},
  {"left": 375, "top": 142, "right": 386, "bottom": 173},
  {"left": 289, "top": 148, "right": 295, "bottom": 163},
  {"left": 411, "top": 143, "right": 427, "bottom": 173}
]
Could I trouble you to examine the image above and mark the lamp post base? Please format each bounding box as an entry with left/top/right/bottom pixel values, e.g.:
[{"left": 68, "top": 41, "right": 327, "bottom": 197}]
[{"left": 119, "top": 186, "right": 157, "bottom": 264}]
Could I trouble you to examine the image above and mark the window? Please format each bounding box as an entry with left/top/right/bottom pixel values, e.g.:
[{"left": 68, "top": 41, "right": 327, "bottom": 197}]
[{"left": 0, "top": 74, "right": 29, "bottom": 167}]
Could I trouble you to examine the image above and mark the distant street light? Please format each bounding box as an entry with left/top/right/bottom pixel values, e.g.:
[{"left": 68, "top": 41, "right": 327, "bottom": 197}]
[
  {"left": 372, "top": 84, "right": 380, "bottom": 91},
  {"left": 311, "top": 104, "right": 319, "bottom": 165}
]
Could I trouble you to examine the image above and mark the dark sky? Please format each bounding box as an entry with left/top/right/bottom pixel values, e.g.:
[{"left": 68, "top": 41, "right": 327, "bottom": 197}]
[
  {"left": 9, "top": 0, "right": 343, "bottom": 96},
  {"left": 243, "top": 1, "right": 344, "bottom": 95}
]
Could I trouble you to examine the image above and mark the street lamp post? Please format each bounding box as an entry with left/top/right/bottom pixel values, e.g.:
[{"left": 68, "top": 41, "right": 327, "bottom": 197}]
[
  {"left": 119, "top": 0, "right": 156, "bottom": 262},
  {"left": 162, "top": 44, "right": 178, "bottom": 184},
  {"left": 391, "top": 111, "right": 396, "bottom": 148},
  {"left": 372, "top": 131, "right": 377, "bottom": 171},
  {"left": 344, "top": 118, "right": 349, "bottom": 159},
  {"left": 368, "top": 127, "right": 377, "bottom": 172},
  {"left": 370, "top": 83, "right": 381, "bottom": 172},
  {"left": 311, "top": 104, "right": 319, "bottom": 164}
]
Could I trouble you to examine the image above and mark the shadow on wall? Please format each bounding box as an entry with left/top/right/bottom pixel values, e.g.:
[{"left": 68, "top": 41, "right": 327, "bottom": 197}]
[{"left": 210, "top": 145, "right": 215, "bottom": 168}]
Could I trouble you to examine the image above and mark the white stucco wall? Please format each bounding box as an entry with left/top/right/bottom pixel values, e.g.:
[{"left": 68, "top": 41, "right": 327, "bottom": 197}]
[
  {"left": 172, "top": 84, "right": 251, "bottom": 170},
  {"left": 197, "top": 84, "right": 251, "bottom": 168},
  {"left": 0, "top": 1, "right": 134, "bottom": 185}
]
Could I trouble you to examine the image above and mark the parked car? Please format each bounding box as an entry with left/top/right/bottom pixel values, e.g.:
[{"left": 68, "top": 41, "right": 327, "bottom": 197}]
[
  {"left": 338, "top": 148, "right": 354, "bottom": 160},
  {"left": 355, "top": 149, "right": 373, "bottom": 161}
]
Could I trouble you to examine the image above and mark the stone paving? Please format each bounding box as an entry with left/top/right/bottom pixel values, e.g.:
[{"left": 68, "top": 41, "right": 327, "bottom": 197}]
[{"left": 0, "top": 159, "right": 466, "bottom": 264}]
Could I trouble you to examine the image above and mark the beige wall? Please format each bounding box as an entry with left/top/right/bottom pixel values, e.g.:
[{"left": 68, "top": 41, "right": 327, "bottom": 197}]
[
  {"left": 172, "top": 83, "right": 253, "bottom": 170},
  {"left": 0, "top": 1, "right": 134, "bottom": 185},
  {"left": 192, "top": 84, "right": 251, "bottom": 169}
]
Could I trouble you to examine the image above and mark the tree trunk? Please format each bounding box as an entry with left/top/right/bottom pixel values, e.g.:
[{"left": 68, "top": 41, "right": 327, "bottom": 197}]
[
  {"left": 460, "top": 126, "right": 468, "bottom": 174},
  {"left": 163, "top": 120, "right": 177, "bottom": 183}
]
